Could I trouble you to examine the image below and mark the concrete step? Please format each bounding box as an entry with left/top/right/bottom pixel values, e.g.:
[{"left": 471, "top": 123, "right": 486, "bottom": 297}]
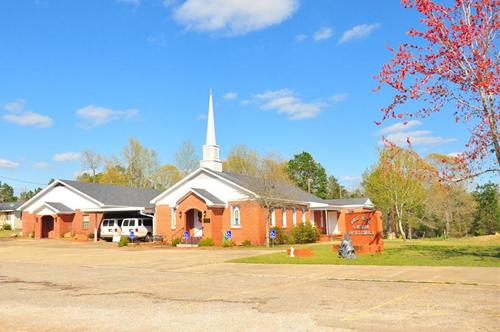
[{"left": 176, "top": 244, "right": 199, "bottom": 248}]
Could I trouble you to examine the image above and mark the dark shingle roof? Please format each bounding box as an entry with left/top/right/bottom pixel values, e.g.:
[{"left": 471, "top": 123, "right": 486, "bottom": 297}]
[
  {"left": 45, "top": 202, "right": 73, "bottom": 213},
  {"left": 60, "top": 180, "right": 161, "bottom": 207},
  {"left": 0, "top": 202, "right": 23, "bottom": 211},
  {"left": 215, "top": 171, "right": 327, "bottom": 204},
  {"left": 191, "top": 188, "right": 225, "bottom": 206},
  {"left": 324, "top": 198, "right": 371, "bottom": 206}
]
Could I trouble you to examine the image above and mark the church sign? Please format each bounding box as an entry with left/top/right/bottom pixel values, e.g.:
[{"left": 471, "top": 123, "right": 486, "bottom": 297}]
[{"left": 343, "top": 211, "right": 384, "bottom": 254}]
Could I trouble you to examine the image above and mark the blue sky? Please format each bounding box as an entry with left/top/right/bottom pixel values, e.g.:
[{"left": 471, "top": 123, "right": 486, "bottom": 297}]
[{"left": 0, "top": 0, "right": 471, "bottom": 193}]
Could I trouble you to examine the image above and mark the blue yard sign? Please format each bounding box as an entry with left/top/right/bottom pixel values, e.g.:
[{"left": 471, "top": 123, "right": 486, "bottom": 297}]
[
  {"left": 129, "top": 229, "right": 135, "bottom": 241},
  {"left": 183, "top": 231, "right": 189, "bottom": 239},
  {"left": 225, "top": 230, "right": 232, "bottom": 239},
  {"left": 269, "top": 229, "right": 276, "bottom": 240}
]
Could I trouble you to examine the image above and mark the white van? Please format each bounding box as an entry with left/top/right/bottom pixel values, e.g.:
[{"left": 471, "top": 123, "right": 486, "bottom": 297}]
[
  {"left": 121, "top": 218, "right": 153, "bottom": 242},
  {"left": 100, "top": 219, "right": 122, "bottom": 240}
]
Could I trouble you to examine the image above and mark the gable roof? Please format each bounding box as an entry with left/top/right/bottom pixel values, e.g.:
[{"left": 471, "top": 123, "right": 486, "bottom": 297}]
[
  {"left": 0, "top": 202, "right": 23, "bottom": 211},
  {"left": 44, "top": 202, "right": 73, "bottom": 213},
  {"left": 191, "top": 188, "right": 225, "bottom": 206},
  {"left": 17, "top": 179, "right": 161, "bottom": 211},
  {"left": 59, "top": 180, "right": 161, "bottom": 207},
  {"left": 214, "top": 171, "right": 327, "bottom": 204},
  {"left": 324, "top": 198, "right": 373, "bottom": 207}
]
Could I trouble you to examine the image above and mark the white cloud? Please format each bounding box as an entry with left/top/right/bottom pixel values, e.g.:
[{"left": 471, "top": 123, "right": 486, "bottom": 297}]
[
  {"left": 4, "top": 99, "right": 25, "bottom": 112},
  {"left": 341, "top": 175, "right": 361, "bottom": 181},
  {"left": 76, "top": 105, "right": 139, "bottom": 128},
  {"left": 254, "top": 89, "right": 324, "bottom": 120},
  {"left": 53, "top": 152, "right": 80, "bottom": 162},
  {"left": 295, "top": 33, "right": 306, "bottom": 42},
  {"left": 0, "top": 159, "right": 19, "bottom": 169},
  {"left": 223, "top": 92, "right": 238, "bottom": 100},
  {"left": 447, "top": 152, "right": 463, "bottom": 158},
  {"left": 381, "top": 121, "right": 456, "bottom": 147},
  {"left": 380, "top": 120, "right": 422, "bottom": 135},
  {"left": 330, "top": 93, "right": 349, "bottom": 103},
  {"left": 32, "top": 162, "right": 49, "bottom": 169},
  {"left": 313, "top": 26, "right": 333, "bottom": 42},
  {"left": 146, "top": 34, "right": 166, "bottom": 47},
  {"left": 173, "top": 0, "right": 299, "bottom": 36},
  {"left": 339, "top": 23, "right": 380, "bottom": 44},
  {"left": 196, "top": 113, "right": 207, "bottom": 120},
  {"left": 2, "top": 100, "right": 53, "bottom": 128}
]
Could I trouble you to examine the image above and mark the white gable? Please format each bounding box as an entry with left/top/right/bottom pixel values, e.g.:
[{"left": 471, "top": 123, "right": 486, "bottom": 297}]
[
  {"left": 155, "top": 171, "right": 250, "bottom": 207},
  {"left": 24, "top": 184, "right": 100, "bottom": 214}
]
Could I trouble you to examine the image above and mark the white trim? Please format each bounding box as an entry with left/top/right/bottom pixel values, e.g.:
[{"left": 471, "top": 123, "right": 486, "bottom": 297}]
[
  {"left": 17, "top": 179, "right": 104, "bottom": 211},
  {"left": 150, "top": 168, "right": 258, "bottom": 204},
  {"left": 80, "top": 206, "right": 145, "bottom": 213},
  {"left": 172, "top": 188, "right": 226, "bottom": 208},
  {"left": 282, "top": 208, "right": 287, "bottom": 228},
  {"left": 231, "top": 205, "right": 241, "bottom": 228},
  {"left": 171, "top": 207, "right": 177, "bottom": 230},
  {"left": 292, "top": 207, "right": 297, "bottom": 226},
  {"left": 271, "top": 208, "right": 276, "bottom": 227}
]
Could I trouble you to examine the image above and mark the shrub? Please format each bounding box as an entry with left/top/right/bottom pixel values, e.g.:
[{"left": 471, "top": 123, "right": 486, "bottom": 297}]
[
  {"left": 198, "top": 238, "right": 215, "bottom": 247},
  {"left": 290, "top": 223, "right": 321, "bottom": 244},
  {"left": 270, "top": 226, "right": 291, "bottom": 245},
  {"left": 171, "top": 237, "right": 181, "bottom": 247},
  {"left": 118, "top": 236, "right": 129, "bottom": 247},
  {"left": 87, "top": 233, "right": 94, "bottom": 240},
  {"left": 222, "top": 239, "right": 236, "bottom": 247},
  {"left": 2, "top": 224, "right": 12, "bottom": 231},
  {"left": 240, "top": 239, "right": 252, "bottom": 247}
]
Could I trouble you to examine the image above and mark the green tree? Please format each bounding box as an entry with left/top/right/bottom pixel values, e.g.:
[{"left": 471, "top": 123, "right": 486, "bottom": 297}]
[
  {"left": 175, "top": 140, "right": 200, "bottom": 176},
  {"left": 363, "top": 146, "right": 429, "bottom": 240},
  {"left": 123, "top": 137, "right": 160, "bottom": 189},
  {"left": 0, "top": 182, "right": 17, "bottom": 202},
  {"left": 223, "top": 145, "right": 259, "bottom": 176},
  {"left": 19, "top": 188, "right": 42, "bottom": 202},
  {"left": 472, "top": 183, "right": 500, "bottom": 235},
  {"left": 326, "top": 176, "right": 349, "bottom": 199},
  {"left": 285, "top": 152, "right": 328, "bottom": 199}
]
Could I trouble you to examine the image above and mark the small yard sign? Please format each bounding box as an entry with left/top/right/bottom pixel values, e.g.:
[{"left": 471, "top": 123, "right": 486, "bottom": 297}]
[
  {"left": 129, "top": 230, "right": 135, "bottom": 241},
  {"left": 183, "top": 231, "right": 189, "bottom": 239},
  {"left": 225, "top": 230, "right": 232, "bottom": 239},
  {"left": 269, "top": 229, "right": 276, "bottom": 240}
]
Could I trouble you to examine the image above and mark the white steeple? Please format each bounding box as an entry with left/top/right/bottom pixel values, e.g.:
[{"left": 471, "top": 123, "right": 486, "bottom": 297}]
[{"left": 200, "top": 89, "right": 223, "bottom": 172}]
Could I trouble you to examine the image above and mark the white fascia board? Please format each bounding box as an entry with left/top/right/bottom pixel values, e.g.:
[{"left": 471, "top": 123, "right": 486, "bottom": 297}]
[
  {"left": 171, "top": 189, "right": 226, "bottom": 208},
  {"left": 17, "top": 179, "right": 104, "bottom": 211},
  {"left": 80, "top": 206, "right": 145, "bottom": 213},
  {"left": 58, "top": 180, "right": 104, "bottom": 206},
  {"left": 150, "top": 167, "right": 258, "bottom": 205},
  {"left": 150, "top": 168, "right": 204, "bottom": 204},
  {"left": 17, "top": 180, "right": 62, "bottom": 211}
]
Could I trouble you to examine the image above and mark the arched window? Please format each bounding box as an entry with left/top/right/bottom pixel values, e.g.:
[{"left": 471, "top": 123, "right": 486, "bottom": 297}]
[
  {"left": 232, "top": 205, "right": 241, "bottom": 227},
  {"left": 292, "top": 208, "right": 297, "bottom": 226},
  {"left": 271, "top": 208, "right": 276, "bottom": 227},
  {"left": 282, "top": 208, "right": 287, "bottom": 228}
]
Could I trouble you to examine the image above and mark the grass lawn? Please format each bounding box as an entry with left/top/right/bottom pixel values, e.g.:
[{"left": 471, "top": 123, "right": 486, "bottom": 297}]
[
  {"left": 230, "top": 237, "right": 500, "bottom": 267},
  {"left": 0, "top": 229, "right": 21, "bottom": 238}
]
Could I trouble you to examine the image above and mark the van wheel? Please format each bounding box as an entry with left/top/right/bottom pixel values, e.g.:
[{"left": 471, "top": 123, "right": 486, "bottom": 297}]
[{"left": 144, "top": 233, "right": 152, "bottom": 242}]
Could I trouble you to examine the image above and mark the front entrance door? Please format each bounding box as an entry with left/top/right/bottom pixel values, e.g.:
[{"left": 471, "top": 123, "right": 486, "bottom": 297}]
[
  {"left": 186, "top": 209, "right": 203, "bottom": 237},
  {"left": 41, "top": 215, "right": 54, "bottom": 238},
  {"left": 326, "top": 211, "right": 338, "bottom": 235}
]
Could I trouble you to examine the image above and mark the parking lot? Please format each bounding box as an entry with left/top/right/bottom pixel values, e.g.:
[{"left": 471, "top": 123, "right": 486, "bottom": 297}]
[{"left": 0, "top": 239, "right": 498, "bottom": 331}]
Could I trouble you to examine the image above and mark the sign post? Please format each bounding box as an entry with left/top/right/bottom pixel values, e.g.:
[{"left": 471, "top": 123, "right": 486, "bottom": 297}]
[{"left": 269, "top": 229, "right": 276, "bottom": 248}]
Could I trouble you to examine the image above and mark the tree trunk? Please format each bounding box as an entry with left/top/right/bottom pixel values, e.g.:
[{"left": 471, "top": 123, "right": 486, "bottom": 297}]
[
  {"left": 444, "top": 210, "right": 450, "bottom": 240},
  {"left": 396, "top": 206, "right": 407, "bottom": 241},
  {"left": 408, "top": 223, "right": 412, "bottom": 240},
  {"left": 481, "top": 91, "right": 500, "bottom": 166}
]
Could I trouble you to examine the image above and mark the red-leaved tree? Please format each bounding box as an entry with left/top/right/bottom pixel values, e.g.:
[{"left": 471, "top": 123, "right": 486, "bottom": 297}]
[{"left": 375, "top": 0, "right": 499, "bottom": 180}]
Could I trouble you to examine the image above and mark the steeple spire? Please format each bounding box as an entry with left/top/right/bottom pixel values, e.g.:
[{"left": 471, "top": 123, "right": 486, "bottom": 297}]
[
  {"left": 200, "top": 89, "right": 222, "bottom": 172},
  {"left": 206, "top": 88, "right": 216, "bottom": 146}
]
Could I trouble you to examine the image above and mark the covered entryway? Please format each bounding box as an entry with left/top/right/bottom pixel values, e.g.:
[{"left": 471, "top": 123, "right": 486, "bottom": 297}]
[
  {"left": 41, "top": 215, "right": 54, "bottom": 238},
  {"left": 185, "top": 208, "right": 203, "bottom": 238}
]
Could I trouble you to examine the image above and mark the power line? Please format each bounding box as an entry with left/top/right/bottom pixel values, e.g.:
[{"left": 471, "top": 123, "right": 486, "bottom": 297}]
[{"left": 0, "top": 175, "right": 46, "bottom": 186}]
